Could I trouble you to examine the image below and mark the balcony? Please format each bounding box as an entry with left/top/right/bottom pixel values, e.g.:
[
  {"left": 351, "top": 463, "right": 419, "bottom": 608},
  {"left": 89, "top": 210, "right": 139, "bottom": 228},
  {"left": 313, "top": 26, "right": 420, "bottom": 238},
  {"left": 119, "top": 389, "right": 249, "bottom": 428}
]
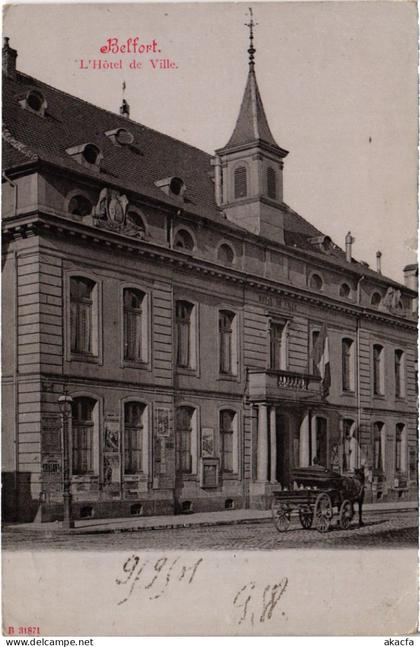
[{"left": 248, "top": 369, "right": 322, "bottom": 403}]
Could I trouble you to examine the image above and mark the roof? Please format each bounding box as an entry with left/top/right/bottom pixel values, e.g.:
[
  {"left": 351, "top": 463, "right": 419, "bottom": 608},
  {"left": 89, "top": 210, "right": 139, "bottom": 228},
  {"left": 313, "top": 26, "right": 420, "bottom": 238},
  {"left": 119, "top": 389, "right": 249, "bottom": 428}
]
[
  {"left": 221, "top": 67, "right": 285, "bottom": 152},
  {"left": 2, "top": 67, "right": 409, "bottom": 291}
]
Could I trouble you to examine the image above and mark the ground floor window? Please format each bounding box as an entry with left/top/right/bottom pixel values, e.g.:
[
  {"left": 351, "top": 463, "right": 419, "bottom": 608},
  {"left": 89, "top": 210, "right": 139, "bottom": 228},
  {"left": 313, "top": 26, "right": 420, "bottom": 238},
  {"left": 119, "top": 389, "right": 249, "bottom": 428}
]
[
  {"left": 72, "top": 397, "right": 96, "bottom": 474},
  {"left": 176, "top": 406, "right": 195, "bottom": 474}
]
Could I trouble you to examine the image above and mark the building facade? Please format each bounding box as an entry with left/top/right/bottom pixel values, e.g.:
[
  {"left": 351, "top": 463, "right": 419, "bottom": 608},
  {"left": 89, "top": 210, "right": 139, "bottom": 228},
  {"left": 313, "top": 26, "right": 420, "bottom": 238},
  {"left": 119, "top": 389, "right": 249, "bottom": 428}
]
[{"left": 2, "top": 37, "right": 418, "bottom": 523}]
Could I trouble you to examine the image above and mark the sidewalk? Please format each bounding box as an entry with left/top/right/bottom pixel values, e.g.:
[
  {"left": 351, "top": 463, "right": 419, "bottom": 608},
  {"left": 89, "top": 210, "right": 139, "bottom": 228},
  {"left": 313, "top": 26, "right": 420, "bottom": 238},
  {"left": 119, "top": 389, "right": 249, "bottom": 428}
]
[{"left": 3, "top": 500, "right": 418, "bottom": 535}]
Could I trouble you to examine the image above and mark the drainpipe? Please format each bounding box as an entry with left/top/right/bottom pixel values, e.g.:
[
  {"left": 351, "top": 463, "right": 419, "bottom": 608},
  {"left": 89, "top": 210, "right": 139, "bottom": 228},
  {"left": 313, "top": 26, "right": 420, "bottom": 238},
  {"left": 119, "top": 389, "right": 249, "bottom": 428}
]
[
  {"left": 3, "top": 171, "right": 19, "bottom": 515},
  {"left": 355, "top": 275, "right": 366, "bottom": 469}
]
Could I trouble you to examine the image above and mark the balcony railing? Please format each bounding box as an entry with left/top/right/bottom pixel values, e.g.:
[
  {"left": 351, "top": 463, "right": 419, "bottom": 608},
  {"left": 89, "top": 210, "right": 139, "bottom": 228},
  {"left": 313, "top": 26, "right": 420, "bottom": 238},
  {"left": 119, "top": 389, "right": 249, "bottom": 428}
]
[{"left": 248, "top": 368, "right": 322, "bottom": 402}]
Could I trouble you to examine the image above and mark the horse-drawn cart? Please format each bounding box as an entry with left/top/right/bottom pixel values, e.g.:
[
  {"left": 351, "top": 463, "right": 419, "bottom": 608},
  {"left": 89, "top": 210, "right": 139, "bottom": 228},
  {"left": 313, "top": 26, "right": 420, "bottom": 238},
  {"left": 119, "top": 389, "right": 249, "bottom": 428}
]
[{"left": 271, "top": 467, "right": 364, "bottom": 533}]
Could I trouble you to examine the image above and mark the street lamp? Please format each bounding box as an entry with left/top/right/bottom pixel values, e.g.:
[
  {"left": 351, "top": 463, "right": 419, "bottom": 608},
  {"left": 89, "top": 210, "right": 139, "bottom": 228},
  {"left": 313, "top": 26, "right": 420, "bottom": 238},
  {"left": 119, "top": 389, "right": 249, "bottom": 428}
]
[{"left": 58, "top": 391, "right": 74, "bottom": 530}]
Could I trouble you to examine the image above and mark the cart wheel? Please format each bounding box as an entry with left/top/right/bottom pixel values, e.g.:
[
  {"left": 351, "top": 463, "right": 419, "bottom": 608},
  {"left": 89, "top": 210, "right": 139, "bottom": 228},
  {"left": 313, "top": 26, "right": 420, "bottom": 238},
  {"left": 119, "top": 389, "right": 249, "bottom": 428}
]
[
  {"left": 339, "top": 499, "right": 354, "bottom": 530},
  {"left": 299, "top": 505, "right": 313, "bottom": 529},
  {"left": 314, "top": 492, "right": 332, "bottom": 533},
  {"left": 272, "top": 501, "right": 291, "bottom": 533}
]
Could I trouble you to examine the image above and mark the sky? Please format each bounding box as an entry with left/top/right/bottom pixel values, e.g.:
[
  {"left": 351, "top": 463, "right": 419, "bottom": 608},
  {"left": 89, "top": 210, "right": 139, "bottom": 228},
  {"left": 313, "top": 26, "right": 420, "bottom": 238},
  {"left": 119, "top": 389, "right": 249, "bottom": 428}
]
[{"left": 3, "top": 1, "right": 418, "bottom": 283}]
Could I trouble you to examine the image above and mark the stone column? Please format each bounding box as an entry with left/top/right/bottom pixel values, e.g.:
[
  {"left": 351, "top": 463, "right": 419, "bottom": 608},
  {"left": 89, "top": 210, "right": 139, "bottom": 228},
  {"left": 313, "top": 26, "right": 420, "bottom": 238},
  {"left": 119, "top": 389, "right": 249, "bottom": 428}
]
[
  {"left": 257, "top": 404, "right": 269, "bottom": 481},
  {"left": 299, "top": 412, "right": 310, "bottom": 467},
  {"left": 270, "top": 407, "right": 277, "bottom": 483}
]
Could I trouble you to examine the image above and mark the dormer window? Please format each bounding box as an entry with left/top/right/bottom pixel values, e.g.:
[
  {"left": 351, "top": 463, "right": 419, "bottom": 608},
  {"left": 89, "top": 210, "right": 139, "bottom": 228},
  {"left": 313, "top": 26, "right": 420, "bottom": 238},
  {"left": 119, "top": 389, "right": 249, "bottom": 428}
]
[
  {"left": 155, "top": 176, "right": 186, "bottom": 201},
  {"left": 19, "top": 89, "right": 47, "bottom": 116},
  {"left": 66, "top": 143, "right": 103, "bottom": 170},
  {"left": 105, "top": 128, "right": 134, "bottom": 146},
  {"left": 267, "top": 167, "right": 276, "bottom": 200},
  {"left": 234, "top": 166, "right": 247, "bottom": 199}
]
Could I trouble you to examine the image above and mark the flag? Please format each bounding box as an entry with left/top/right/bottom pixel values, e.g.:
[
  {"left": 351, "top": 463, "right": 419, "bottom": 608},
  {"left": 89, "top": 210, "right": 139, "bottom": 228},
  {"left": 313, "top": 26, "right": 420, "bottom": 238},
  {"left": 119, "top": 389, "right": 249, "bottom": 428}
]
[{"left": 313, "top": 323, "right": 331, "bottom": 398}]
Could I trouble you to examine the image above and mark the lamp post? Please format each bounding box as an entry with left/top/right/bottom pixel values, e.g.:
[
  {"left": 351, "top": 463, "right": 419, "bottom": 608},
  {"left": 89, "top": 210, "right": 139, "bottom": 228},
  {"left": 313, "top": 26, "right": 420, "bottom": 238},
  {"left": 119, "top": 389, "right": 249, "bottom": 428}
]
[{"left": 58, "top": 391, "right": 74, "bottom": 529}]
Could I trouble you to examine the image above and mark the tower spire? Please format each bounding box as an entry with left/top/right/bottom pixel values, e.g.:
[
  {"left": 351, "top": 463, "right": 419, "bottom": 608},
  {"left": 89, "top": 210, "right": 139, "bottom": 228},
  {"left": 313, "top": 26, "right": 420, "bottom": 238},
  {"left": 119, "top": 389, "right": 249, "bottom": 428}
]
[{"left": 245, "top": 7, "right": 257, "bottom": 69}]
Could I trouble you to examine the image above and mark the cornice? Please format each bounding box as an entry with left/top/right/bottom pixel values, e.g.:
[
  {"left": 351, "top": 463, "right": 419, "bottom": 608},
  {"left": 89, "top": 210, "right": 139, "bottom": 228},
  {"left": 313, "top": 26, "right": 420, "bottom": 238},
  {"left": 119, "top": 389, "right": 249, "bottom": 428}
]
[{"left": 2, "top": 211, "right": 417, "bottom": 332}]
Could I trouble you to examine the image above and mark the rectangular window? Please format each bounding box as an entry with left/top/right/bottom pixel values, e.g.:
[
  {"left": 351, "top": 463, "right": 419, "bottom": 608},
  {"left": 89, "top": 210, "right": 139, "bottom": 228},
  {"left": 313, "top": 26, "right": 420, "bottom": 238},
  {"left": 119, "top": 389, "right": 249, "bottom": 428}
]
[
  {"left": 373, "top": 422, "right": 384, "bottom": 472},
  {"left": 176, "top": 407, "right": 194, "bottom": 474},
  {"left": 220, "top": 410, "right": 235, "bottom": 473},
  {"left": 270, "top": 322, "right": 285, "bottom": 370},
  {"left": 219, "top": 310, "right": 236, "bottom": 375},
  {"left": 70, "top": 277, "right": 95, "bottom": 354},
  {"left": 176, "top": 301, "right": 193, "bottom": 368},
  {"left": 394, "top": 350, "right": 404, "bottom": 398},
  {"left": 72, "top": 397, "right": 95, "bottom": 475},
  {"left": 124, "top": 402, "right": 144, "bottom": 474},
  {"left": 373, "top": 344, "right": 384, "bottom": 395},
  {"left": 314, "top": 417, "right": 328, "bottom": 467},
  {"left": 123, "top": 289, "right": 145, "bottom": 362},
  {"left": 342, "top": 338, "right": 354, "bottom": 391},
  {"left": 342, "top": 419, "right": 354, "bottom": 472},
  {"left": 311, "top": 329, "right": 320, "bottom": 375}
]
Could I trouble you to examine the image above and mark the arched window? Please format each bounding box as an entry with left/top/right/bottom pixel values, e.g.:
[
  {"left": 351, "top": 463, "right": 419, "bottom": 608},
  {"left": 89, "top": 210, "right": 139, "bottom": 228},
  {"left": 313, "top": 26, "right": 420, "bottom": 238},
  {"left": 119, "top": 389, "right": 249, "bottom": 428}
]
[
  {"left": 174, "top": 228, "right": 194, "bottom": 251},
  {"left": 176, "top": 301, "right": 195, "bottom": 368},
  {"left": 217, "top": 243, "right": 234, "bottom": 265},
  {"left": 68, "top": 195, "right": 93, "bottom": 218},
  {"left": 124, "top": 402, "right": 145, "bottom": 474},
  {"left": 342, "top": 338, "right": 355, "bottom": 391},
  {"left": 267, "top": 167, "right": 276, "bottom": 200},
  {"left": 72, "top": 397, "right": 96, "bottom": 475},
  {"left": 123, "top": 288, "right": 145, "bottom": 362},
  {"left": 373, "top": 344, "right": 384, "bottom": 395},
  {"left": 220, "top": 410, "right": 237, "bottom": 473},
  {"left": 309, "top": 273, "right": 323, "bottom": 290},
  {"left": 234, "top": 166, "right": 247, "bottom": 199},
  {"left": 394, "top": 349, "right": 404, "bottom": 398},
  {"left": 339, "top": 283, "right": 351, "bottom": 298},
  {"left": 373, "top": 422, "right": 385, "bottom": 473},
  {"left": 219, "top": 310, "right": 237, "bottom": 375},
  {"left": 175, "top": 406, "right": 195, "bottom": 474},
  {"left": 371, "top": 292, "right": 382, "bottom": 307},
  {"left": 70, "top": 277, "right": 96, "bottom": 355}
]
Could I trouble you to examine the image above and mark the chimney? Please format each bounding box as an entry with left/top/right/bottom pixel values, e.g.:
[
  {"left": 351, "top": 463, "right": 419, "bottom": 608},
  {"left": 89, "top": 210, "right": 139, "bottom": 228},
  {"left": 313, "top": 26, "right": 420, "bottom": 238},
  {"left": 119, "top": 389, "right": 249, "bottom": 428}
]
[
  {"left": 403, "top": 263, "right": 418, "bottom": 291},
  {"left": 211, "top": 156, "right": 222, "bottom": 206},
  {"left": 345, "top": 231, "right": 354, "bottom": 263},
  {"left": 119, "top": 99, "right": 130, "bottom": 119},
  {"left": 2, "top": 37, "right": 17, "bottom": 80},
  {"left": 376, "top": 251, "right": 382, "bottom": 274}
]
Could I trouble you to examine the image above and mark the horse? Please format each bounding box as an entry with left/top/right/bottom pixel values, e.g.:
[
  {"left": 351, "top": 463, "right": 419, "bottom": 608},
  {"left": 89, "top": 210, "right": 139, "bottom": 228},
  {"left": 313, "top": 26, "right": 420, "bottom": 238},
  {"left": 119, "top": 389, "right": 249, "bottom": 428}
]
[{"left": 339, "top": 467, "right": 365, "bottom": 526}]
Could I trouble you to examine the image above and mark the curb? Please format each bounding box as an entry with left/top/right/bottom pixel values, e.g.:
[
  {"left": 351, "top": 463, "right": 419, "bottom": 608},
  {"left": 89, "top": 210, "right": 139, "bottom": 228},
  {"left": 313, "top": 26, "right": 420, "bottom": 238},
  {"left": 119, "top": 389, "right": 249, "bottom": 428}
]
[{"left": 4, "top": 505, "right": 417, "bottom": 537}]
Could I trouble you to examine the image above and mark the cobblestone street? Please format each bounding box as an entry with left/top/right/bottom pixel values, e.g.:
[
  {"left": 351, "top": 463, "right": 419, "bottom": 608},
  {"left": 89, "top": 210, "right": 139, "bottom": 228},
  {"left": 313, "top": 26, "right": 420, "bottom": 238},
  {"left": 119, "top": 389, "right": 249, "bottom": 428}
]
[{"left": 3, "top": 510, "right": 418, "bottom": 551}]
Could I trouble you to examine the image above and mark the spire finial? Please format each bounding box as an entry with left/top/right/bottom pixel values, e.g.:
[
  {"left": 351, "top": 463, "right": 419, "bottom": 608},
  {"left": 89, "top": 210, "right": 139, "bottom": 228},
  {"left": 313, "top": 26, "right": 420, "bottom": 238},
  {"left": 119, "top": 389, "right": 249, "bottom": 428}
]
[{"left": 245, "top": 7, "right": 257, "bottom": 69}]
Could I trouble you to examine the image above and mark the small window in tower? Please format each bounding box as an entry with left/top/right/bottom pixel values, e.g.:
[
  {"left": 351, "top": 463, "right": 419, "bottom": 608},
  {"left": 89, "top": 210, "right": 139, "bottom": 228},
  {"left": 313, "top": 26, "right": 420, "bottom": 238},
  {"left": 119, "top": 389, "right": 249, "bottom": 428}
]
[
  {"left": 267, "top": 167, "right": 277, "bottom": 200},
  {"left": 234, "top": 166, "right": 247, "bottom": 199}
]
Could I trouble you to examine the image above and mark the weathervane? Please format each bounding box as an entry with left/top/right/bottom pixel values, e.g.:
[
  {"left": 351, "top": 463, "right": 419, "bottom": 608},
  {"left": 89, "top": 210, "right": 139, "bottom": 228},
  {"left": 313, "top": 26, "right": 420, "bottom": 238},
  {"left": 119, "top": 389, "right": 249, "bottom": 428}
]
[{"left": 245, "top": 7, "right": 258, "bottom": 68}]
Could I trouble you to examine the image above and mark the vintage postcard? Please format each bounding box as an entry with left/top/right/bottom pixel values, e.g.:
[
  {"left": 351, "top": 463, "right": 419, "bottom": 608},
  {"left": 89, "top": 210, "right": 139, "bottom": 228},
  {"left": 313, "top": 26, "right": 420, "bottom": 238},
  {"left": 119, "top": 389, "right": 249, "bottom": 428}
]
[{"left": 1, "top": 1, "right": 418, "bottom": 638}]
